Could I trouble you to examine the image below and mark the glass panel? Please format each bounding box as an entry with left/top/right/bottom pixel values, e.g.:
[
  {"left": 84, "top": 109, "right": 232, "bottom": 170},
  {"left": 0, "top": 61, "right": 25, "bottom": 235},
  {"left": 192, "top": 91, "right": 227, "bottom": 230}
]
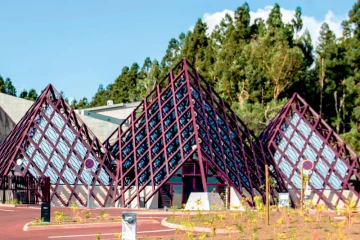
[
  {"left": 298, "top": 119, "right": 311, "bottom": 139},
  {"left": 309, "top": 132, "right": 322, "bottom": 151},
  {"left": 284, "top": 125, "right": 294, "bottom": 138},
  {"left": 322, "top": 145, "right": 335, "bottom": 164}
]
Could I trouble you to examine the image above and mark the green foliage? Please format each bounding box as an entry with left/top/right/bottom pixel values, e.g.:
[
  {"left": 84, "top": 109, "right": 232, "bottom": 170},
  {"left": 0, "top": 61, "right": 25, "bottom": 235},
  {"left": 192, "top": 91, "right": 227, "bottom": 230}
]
[
  {"left": 54, "top": 211, "right": 65, "bottom": 224},
  {"left": 100, "top": 210, "right": 109, "bottom": 219},
  {"left": 5, "top": 198, "right": 22, "bottom": 204},
  {"left": 113, "top": 233, "right": 122, "bottom": 239},
  {"left": 95, "top": 232, "right": 101, "bottom": 240},
  {"left": 32, "top": 217, "right": 44, "bottom": 226},
  {"left": 19, "top": 88, "right": 38, "bottom": 101}
]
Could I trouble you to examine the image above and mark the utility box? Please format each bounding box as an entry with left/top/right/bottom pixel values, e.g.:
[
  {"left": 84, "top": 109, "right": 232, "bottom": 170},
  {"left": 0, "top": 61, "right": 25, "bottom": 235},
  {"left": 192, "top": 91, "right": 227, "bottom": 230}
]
[
  {"left": 41, "top": 203, "right": 51, "bottom": 223},
  {"left": 122, "top": 212, "right": 137, "bottom": 240},
  {"left": 140, "top": 197, "right": 145, "bottom": 208}
]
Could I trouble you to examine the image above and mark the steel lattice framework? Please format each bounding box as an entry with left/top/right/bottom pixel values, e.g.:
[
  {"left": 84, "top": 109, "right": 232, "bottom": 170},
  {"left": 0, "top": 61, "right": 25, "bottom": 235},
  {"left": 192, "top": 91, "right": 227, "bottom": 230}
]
[
  {"left": 104, "top": 59, "right": 286, "bottom": 207},
  {"left": 0, "top": 106, "right": 15, "bottom": 143},
  {"left": 260, "top": 93, "right": 360, "bottom": 208},
  {"left": 0, "top": 85, "right": 116, "bottom": 207}
]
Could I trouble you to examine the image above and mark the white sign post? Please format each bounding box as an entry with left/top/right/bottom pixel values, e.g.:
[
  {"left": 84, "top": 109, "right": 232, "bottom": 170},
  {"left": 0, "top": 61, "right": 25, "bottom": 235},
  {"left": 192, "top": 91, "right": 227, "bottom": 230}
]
[
  {"left": 278, "top": 193, "right": 290, "bottom": 208},
  {"left": 122, "top": 212, "right": 137, "bottom": 240},
  {"left": 84, "top": 158, "right": 94, "bottom": 209}
]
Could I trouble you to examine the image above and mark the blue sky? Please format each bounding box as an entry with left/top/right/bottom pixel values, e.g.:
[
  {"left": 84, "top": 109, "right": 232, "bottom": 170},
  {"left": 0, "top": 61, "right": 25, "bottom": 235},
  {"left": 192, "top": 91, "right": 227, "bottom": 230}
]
[{"left": 0, "top": 0, "right": 356, "bottom": 102}]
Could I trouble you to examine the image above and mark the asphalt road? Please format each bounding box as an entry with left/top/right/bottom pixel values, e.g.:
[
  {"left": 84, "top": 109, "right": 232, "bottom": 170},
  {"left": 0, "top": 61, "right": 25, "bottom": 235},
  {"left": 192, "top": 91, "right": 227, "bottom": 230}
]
[{"left": 0, "top": 206, "right": 177, "bottom": 240}]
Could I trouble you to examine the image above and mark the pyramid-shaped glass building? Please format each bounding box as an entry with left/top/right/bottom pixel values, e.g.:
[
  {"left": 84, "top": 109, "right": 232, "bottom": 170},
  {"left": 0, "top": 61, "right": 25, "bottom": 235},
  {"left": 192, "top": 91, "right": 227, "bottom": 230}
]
[
  {"left": 104, "top": 59, "right": 286, "bottom": 208},
  {"left": 1, "top": 59, "right": 358, "bottom": 210},
  {"left": 0, "top": 85, "right": 116, "bottom": 207},
  {"left": 260, "top": 93, "right": 360, "bottom": 208}
]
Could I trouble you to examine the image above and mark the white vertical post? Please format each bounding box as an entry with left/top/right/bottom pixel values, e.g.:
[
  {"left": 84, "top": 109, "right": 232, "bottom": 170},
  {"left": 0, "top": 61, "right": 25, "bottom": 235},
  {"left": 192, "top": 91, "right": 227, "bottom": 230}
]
[{"left": 225, "top": 183, "right": 229, "bottom": 209}]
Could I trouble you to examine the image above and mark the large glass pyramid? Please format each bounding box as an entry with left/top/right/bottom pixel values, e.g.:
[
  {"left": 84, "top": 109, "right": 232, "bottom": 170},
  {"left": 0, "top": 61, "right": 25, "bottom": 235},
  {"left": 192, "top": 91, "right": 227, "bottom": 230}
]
[
  {"left": 0, "top": 85, "right": 116, "bottom": 207},
  {"left": 104, "top": 59, "right": 286, "bottom": 208},
  {"left": 260, "top": 93, "right": 360, "bottom": 208}
]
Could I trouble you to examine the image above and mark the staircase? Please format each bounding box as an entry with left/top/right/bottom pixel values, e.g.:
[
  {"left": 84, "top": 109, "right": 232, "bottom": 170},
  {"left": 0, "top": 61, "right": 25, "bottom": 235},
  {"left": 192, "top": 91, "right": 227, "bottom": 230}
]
[{"left": 159, "top": 184, "right": 172, "bottom": 208}]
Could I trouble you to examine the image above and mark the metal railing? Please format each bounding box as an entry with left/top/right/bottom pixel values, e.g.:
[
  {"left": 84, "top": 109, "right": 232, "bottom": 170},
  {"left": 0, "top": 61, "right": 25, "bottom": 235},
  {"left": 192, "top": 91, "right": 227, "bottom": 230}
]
[{"left": 0, "top": 176, "right": 50, "bottom": 204}]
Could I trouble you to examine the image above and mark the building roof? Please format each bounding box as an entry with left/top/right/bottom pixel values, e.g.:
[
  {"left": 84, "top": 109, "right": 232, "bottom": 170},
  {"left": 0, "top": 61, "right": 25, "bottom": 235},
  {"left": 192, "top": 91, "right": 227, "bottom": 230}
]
[
  {"left": 82, "top": 101, "right": 142, "bottom": 112},
  {"left": 0, "top": 92, "right": 119, "bottom": 143}
]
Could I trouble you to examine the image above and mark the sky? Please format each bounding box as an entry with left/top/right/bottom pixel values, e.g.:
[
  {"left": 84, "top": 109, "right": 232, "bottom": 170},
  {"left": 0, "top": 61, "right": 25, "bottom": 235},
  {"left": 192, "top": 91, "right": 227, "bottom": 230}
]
[{"left": 0, "top": 0, "right": 356, "bottom": 102}]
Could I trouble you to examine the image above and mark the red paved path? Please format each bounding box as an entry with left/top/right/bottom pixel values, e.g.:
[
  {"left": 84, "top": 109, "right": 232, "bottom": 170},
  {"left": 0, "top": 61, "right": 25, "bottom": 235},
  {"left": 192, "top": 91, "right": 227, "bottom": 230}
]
[{"left": 0, "top": 206, "right": 178, "bottom": 240}]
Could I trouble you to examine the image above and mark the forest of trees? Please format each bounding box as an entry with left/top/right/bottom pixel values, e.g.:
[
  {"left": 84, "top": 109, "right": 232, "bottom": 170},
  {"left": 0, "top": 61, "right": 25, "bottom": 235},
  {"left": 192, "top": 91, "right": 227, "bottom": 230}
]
[{"left": 1, "top": 2, "right": 359, "bottom": 153}]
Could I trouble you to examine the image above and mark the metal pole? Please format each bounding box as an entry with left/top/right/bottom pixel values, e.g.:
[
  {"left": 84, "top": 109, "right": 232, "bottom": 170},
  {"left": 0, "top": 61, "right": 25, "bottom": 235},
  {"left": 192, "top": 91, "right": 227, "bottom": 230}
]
[
  {"left": 265, "top": 164, "right": 269, "bottom": 225},
  {"left": 225, "top": 184, "right": 229, "bottom": 210},
  {"left": 300, "top": 167, "right": 303, "bottom": 212},
  {"left": 87, "top": 170, "right": 90, "bottom": 209}
]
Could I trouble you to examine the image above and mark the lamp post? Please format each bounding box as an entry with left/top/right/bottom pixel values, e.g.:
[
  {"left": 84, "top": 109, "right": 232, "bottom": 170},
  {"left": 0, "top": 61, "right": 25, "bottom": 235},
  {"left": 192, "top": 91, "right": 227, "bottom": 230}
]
[{"left": 84, "top": 158, "right": 95, "bottom": 208}]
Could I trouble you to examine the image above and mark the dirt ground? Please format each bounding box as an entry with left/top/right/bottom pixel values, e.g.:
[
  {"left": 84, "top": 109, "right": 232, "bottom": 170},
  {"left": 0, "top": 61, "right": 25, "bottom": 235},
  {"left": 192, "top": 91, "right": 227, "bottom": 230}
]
[{"left": 161, "top": 208, "right": 360, "bottom": 240}]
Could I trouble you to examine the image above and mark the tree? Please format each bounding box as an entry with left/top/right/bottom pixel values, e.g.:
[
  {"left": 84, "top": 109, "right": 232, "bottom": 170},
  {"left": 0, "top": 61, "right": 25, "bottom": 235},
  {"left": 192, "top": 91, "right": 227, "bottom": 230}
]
[
  {"left": 261, "top": 38, "right": 304, "bottom": 99},
  {"left": 27, "top": 89, "right": 38, "bottom": 100},
  {"left": 161, "top": 33, "right": 185, "bottom": 77},
  {"left": 137, "top": 58, "right": 161, "bottom": 99},
  {"left": 266, "top": 4, "right": 284, "bottom": 34},
  {"left": 98, "top": 84, "right": 104, "bottom": 92},
  {"left": 4, "top": 78, "right": 16, "bottom": 96},
  {"left": 19, "top": 88, "right": 37, "bottom": 100},
  {"left": 181, "top": 18, "right": 214, "bottom": 81},
  {"left": 71, "top": 99, "right": 78, "bottom": 109},
  {"left": 77, "top": 97, "right": 88, "bottom": 109},
  {"left": 19, "top": 90, "right": 28, "bottom": 99},
  {"left": 316, "top": 23, "right": 337, "bottom": 117},
  {"left": 347, "top": 0, "right": 360, "bottom": 38},
  {"left": 292, "top": 7, "right": 303, "bottom": 38}
]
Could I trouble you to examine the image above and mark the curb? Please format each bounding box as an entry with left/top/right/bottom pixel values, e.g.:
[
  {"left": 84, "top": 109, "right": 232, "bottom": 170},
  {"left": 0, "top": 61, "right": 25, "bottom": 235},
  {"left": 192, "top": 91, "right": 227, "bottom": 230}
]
[
  {"left": 25, "top": 219, "right": 158, "bottom": 231},
  {"left": 23, "top": 221, "right": 32, "bottom": 231},
  {"left": 0, "top": 204, "right": 40, "bottom": 208},
  {"left": 161, "top": 218, "right": 239, "bottom": 234}
]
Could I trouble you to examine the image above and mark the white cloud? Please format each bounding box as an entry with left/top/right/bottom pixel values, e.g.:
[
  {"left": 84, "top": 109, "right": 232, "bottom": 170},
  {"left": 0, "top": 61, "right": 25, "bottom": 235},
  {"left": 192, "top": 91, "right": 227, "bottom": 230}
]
[{"left": 196, "top": 6, "right": 346, "bottom": 47}]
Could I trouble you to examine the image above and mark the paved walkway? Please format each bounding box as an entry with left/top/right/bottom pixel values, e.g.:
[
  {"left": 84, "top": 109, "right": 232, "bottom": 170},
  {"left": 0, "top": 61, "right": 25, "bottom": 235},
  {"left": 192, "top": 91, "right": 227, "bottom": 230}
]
[{"left": 0, "top": 206, "right": 177, "bottom": 239}]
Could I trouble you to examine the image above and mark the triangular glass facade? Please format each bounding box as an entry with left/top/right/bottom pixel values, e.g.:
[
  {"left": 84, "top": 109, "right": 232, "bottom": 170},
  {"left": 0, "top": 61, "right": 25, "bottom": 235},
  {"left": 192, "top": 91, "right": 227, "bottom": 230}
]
[
  {"left": 260, "top": 93, "right": 360, "bottom": 208},
  {"left": 0, "top": 85, "right": 116, "bottom": 207},
  {"left": 104, "top": 59, "right": 285, "bottom": 207}
]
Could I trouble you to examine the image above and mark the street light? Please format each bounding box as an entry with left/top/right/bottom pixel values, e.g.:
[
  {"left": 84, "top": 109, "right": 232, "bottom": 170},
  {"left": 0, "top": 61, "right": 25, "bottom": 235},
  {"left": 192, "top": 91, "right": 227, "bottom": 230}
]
[{"left": 16, "top": 158, "right": 23, "bottom": 166}]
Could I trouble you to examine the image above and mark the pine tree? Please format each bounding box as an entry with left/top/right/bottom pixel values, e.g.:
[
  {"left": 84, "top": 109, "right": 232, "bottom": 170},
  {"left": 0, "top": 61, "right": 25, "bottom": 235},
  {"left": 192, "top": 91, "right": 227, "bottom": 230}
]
[
  {"left": 19, "top": 90, "right": 28, "bottom": 99},
  {"left": 27, "top": 89, "right": 38, "bottom": 100},
  {"left": 4, "top": 78, "right": 16, "bottom": 96},
  {"left": 292, "top": 6, "right": 303, "bottom": 38}
]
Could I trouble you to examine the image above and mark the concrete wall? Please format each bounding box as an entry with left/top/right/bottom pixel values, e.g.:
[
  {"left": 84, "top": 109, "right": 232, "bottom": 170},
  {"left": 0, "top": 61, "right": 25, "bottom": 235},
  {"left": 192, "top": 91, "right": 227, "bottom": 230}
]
[
  {"left": 95, "top": 108, "right": 136, "bottom": 120},
  {"left": 115, "top": 186, "right": 158, "bottom": 209},
  {"left": 51, "top": 185, "right": 114, "bottom": 208},
  {"left": 0, "top": 93, "right": 33, "bottom": 123},
  {"left": 290, "top": 189, "right": 360, "bottom": 209},
  {"left": 76, "top": 114, "right": 118, "bottom": 142}
]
